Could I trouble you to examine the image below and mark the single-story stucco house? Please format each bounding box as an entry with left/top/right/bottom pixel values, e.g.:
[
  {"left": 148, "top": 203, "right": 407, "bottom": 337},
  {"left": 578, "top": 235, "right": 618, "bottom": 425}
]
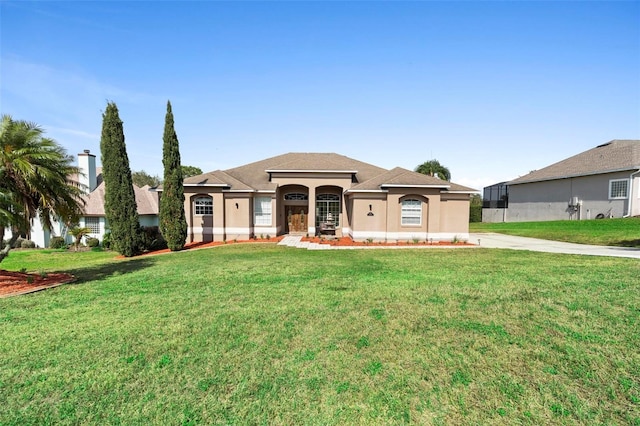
[
  {"left": 180, "top": 152, "right": 476, "bottom": 243},
  {"left": 483, "top": 140, "right": 640, "bottom": 222}
]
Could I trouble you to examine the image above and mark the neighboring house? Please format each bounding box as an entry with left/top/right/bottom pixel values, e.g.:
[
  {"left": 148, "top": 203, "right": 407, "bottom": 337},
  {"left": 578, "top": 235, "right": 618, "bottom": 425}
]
[
  {"left": 10, "top": 150, "right": 159, "bottom": 248},
  {"left": 180, "top": 152, "right": 476, "bottom": 243},
  {"left": 483, "top": 140, "right": 640, "bottom": 222}
]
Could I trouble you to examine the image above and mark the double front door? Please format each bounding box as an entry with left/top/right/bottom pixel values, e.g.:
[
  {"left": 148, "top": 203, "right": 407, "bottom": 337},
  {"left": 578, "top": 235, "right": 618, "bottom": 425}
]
[{"left": 287, "top": 206, "right": 308, "bottom": 233}]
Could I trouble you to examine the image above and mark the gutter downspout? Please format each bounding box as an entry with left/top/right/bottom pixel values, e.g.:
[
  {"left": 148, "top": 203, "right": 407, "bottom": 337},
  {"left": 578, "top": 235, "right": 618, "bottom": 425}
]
[{"left": 624, "top": 168, "right": 640, "bottom": 218}]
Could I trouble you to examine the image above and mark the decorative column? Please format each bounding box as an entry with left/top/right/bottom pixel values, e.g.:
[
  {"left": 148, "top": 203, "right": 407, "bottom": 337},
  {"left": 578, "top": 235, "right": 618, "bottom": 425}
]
[{"left": 307, "top": 186, "right": 316, "bottom": 235}]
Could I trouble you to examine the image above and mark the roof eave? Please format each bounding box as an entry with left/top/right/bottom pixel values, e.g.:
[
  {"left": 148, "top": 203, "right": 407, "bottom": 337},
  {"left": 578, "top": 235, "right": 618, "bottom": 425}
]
[
  {"left": 344, "top": 189, "right": 389, "bottom": 194},
  {"left": 184, "top": 183, "right": 231, "bottom": 188},
  {"left": 443, "top": 190, "right": 478, "bottom": 194},
  {"left": 380, "top": 184, "right": 451, "bottom": 189}
]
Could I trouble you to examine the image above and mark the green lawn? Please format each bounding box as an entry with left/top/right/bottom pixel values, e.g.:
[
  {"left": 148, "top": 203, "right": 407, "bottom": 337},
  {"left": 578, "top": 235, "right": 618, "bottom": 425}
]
[
  {"left": 471, "top": 217, "right": 640, "bottom": 247},
  {"left": 1, "top": 246, "right": 639, "bottom": 425}
]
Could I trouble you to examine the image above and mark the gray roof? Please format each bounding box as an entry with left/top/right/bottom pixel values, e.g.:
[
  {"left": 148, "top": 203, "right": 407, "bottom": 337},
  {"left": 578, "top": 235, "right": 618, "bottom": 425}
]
[
  {"left": 82, "top": 176, "right": 159, "bottom": 216},
  {"left": 509, "top": 140, "right": 640, "bottom": 185},
  {"left": 186, "top": 153, "right": 476, "bottom": 193}
]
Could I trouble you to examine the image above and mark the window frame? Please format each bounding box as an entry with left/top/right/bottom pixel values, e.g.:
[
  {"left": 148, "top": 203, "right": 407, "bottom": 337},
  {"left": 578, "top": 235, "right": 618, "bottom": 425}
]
[
  {"left": 254, "top": 196, "right": 273, "bottom": 226},
  {"left": 85, "top": 217, "right": 100, "bottom": 234},
  {"left": 284, "top": 193, "right": 308, "bottom": 201},
  {"left": 193, "top": 196, "right": 213, "bottom": 215},
  {"left": 315, "top": 194, "right": 340, "bottom": 227},
  {"left": 609, "top": 179, "right": 629, "bottom": 200},
  {"left": 401, "top": 199, "right": 422, "bottom": 226}
]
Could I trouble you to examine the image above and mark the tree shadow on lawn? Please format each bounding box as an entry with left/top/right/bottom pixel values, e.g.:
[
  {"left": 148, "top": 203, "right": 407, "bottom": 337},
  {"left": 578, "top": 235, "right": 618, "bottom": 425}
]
[
  {"left": 614, "top": 239, "right": 640, "bottom": 248},
  {"left": 64, "top": 257, "right": 157, "bottom": 285}
]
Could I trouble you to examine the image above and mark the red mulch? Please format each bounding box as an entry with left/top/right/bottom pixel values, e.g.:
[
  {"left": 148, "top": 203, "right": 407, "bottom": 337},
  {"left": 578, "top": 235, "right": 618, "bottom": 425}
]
[
  {"left": 302, "top": 236, "right": 475, "bottom": 247},
  {"left": 0, "top": 270, "right": 75, "bottom": 298}
]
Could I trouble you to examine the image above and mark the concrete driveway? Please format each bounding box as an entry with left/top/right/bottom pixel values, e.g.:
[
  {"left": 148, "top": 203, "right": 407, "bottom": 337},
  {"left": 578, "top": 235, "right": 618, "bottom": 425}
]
[{"left": 470, "top": 233, "right": 640, "bottom": 259}]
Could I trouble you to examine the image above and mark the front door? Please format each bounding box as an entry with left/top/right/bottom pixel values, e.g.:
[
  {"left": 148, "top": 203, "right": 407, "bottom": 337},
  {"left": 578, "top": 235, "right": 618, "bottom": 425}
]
[{"left": 287, "top": 206, "right": 308, "bottom": 233}]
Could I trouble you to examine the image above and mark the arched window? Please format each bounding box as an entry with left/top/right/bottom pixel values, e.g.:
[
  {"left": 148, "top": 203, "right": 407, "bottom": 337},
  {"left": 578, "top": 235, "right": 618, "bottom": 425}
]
[
  {"left": 316, "top": 194, "right": 340, "bottom": 226},
  {"left": 194, "top": 196, "right": 213, "bottom": 215},
  {"left": 401, "top": 199, "right": 421, "bottom": 226},
  {"left": 284, "top": 193, "right": 308, "bottom": 201}
]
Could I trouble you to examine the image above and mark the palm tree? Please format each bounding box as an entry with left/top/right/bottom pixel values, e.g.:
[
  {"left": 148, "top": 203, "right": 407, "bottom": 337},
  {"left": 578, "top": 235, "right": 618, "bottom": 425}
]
[
  {"left": 0, "top": 115, "right": 84, "bottom": 262},
  {"left": 69, "top": 226, "right": 91, "bottom": 251},
  {"left": 415, "top": 159, "right": 451, "bottom": 181}
]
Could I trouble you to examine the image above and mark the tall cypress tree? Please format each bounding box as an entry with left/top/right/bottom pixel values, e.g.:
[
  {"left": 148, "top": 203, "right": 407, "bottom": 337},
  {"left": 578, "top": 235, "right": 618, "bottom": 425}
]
[
  {"left": 100, "top": 102, "right": 141, "bottom": 257},
  {"left": 160, "top": 101, "right": 187, "bottom": 251}
]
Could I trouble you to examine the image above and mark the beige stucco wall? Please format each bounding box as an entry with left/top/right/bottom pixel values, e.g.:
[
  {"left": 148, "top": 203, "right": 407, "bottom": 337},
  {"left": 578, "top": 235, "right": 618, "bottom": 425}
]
[
  {"left": 439, "top": 196, "right": 471, "bottom": 235},
  {"left": 349, "top": 194, "right": 388, "bottom": 238},
  {"left": 348, "top": 189, "right": 470, "bottom": 242}
]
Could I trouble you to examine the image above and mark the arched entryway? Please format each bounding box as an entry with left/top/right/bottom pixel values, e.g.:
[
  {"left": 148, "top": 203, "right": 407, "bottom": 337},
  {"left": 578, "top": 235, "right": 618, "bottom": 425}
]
[
  {"left": 281, "top": 185, "right": 309, "bottom": 234},
  {"left": 315, "top": 185, "right": 343, "bottom": 236}
]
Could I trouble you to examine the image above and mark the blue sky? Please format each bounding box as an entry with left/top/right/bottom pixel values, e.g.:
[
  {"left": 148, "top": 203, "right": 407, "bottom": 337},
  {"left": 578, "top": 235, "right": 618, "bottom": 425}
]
[{"left": 2, "top": 1, "right": 639, "bottom": 191}]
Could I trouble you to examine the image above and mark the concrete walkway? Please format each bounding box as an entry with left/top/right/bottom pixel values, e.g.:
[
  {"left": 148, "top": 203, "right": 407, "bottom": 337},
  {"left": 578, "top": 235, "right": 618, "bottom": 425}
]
[
  {"left": 470, "top": 233, "right": 640, "bottom": 259},
  {"left": 279, "top": 234, "right": 640, "bottom": 259}
]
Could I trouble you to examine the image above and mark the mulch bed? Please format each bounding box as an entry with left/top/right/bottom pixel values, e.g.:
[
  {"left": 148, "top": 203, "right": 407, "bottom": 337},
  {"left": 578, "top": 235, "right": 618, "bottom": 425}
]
[
  {"left": 134, "top": 236, "right": 285, "bottom": 257},
  {"left": 0, "top": 270, "right": 75, "bottom": 298},
  {"left": 302, "top": 236, "right": 475, "bottom": 247}
]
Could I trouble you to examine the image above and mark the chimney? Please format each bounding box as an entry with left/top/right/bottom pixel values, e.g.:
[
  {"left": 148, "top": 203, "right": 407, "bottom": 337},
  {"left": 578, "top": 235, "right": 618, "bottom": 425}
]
[{"left": 78, "top": 149, "right": 97, "bottom": 192}]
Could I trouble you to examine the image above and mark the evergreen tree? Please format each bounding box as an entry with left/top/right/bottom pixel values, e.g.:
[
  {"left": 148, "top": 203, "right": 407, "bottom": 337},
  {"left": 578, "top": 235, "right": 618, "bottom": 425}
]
[
  {"left": 181, "top": 165, "right": 203, "bottom": 178},
  {"left": 160, "top": 101, "right": 187, "bottom": 251},
  {"left": 99, "top": 102, "right": 141, "bottom": 257}
]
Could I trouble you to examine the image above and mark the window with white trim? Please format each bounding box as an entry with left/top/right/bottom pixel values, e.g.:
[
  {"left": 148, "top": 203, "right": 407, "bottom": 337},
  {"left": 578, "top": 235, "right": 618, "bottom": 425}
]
[
  {"left": 609, "top": 179, "right": 629, "bottom": 199},
  {"left": 194, "top": 196, "right": 213, "bottom": 215},
  {"left": 254, "top": 197, "right": 272, "bottom": 226},
  {"left": 85, "top": 217, "right": 100, "bottom": 234},
  {"left": 401, "top": 199, "right": 422, "bottom": 226}
]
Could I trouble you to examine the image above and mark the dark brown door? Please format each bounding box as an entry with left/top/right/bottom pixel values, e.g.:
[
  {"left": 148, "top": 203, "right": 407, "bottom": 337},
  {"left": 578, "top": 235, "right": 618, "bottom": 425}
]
[{"left": 287, "top": 206, "right": 308, "bottom": 233}]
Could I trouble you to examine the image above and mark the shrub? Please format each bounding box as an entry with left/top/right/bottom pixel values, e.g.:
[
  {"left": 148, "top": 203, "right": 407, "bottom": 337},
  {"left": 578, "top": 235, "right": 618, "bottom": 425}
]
[
  {"left": 86, "top": 237, "right": 100, "bottom": 248},
  {"left": 49, "top": 236, "right": 67, "bottom": 249},
  {"left": 469, "top": 204, "right": 482, "bottom": 223},
  {"left": 11, "top": 237, "right": 25, "bottom": 248},
  {"left": 20, "top": 239, "right": 36, "bottom": 249},
  {"left": 102, "top": 232, "right": 112, "bottom": 249},
  {"left": 140, "top": 226, "right": 168, "bottom": 252}
]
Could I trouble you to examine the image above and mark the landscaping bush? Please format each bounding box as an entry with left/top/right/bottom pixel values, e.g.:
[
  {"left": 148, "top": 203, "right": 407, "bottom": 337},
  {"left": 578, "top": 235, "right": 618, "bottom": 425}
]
[
  {"left": 20, "top": 239, "right": 36, "bottom": 249},
  {"left": 86, "top": 237, "right": 100, "bottom": 248},
  {"left": 49, "top": 236, "right": 67, "bottom": 249},
  {"left": 140, "top": 226, "right": 168, "bottom": 252},
  {"left": 102, "top": 232, "right": 112, "bottom": 249},
  {"left": 12, "top": 237, "right": 26, "bottom": 248}
]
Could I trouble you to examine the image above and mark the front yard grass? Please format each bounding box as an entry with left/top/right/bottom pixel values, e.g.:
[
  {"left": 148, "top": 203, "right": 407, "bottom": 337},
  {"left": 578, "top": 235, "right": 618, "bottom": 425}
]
[
  {"left": 1, "top": 245, "right": 639, "bottom": 424},
  {"left": 471, "top": 216, "right": 640, "bottom": 247}
]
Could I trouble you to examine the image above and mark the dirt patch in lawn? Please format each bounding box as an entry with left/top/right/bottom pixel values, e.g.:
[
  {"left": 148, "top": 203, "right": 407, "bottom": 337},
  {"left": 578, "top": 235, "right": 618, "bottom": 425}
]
[{"left": 0, "top": 270, "right": 75, "bottom": 298}]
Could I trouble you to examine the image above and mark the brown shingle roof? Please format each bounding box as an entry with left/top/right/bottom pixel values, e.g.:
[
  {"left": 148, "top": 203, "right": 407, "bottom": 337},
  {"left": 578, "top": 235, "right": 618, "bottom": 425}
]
[
  {"left": 351, "top": 167, "right": 475, "bottom": 192},
  {"left": 187, "top": 153, "right": 475, "bottom": 193},
  {"left": 509, "top": 140, "right": 640, "bottom": 185},
  {"left": 221, "top": 153, "right": 387, "bottom": 191},
  {"left": 81, "top": 181, "right": 159, "bottom": 216},
  {"left": 184, "top": 170, "right": 253, "bottom": 190}
]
